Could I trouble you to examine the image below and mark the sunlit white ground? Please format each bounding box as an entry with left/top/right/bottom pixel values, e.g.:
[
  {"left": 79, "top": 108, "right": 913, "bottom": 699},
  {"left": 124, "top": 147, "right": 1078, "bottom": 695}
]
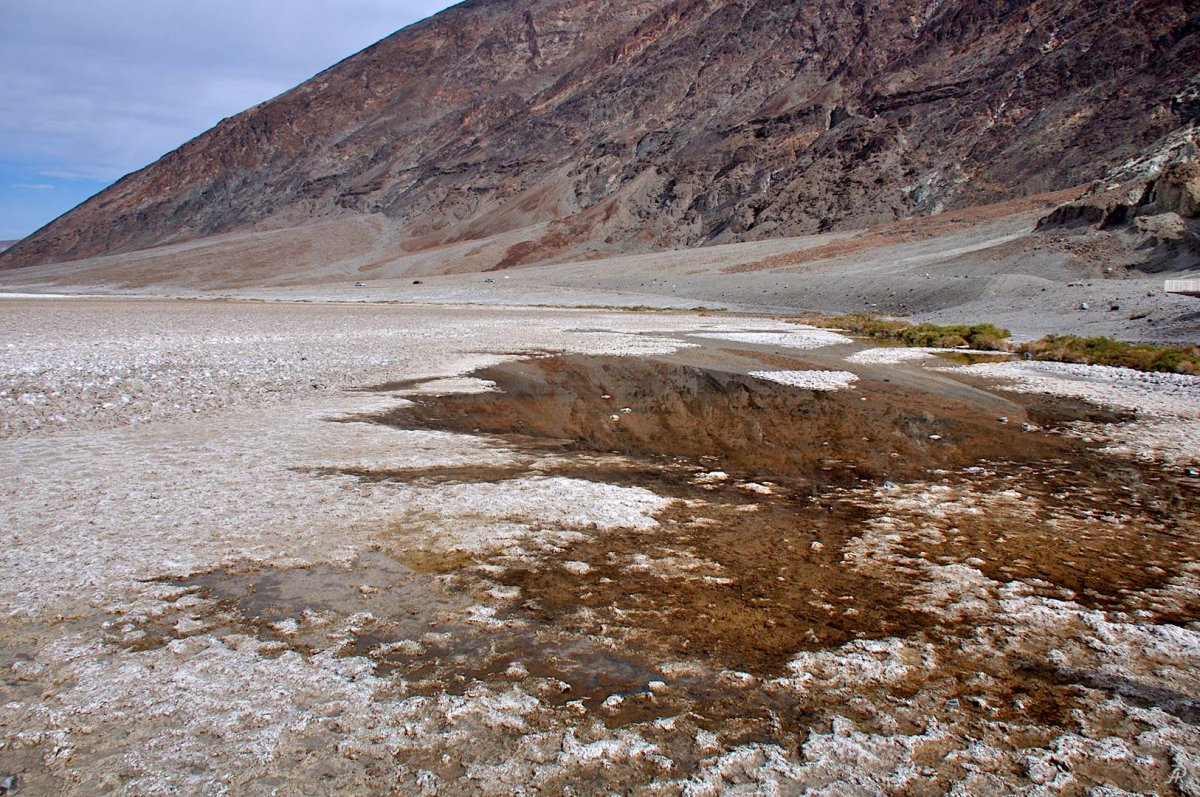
[{"left": 1, "top": 299, "right": 1198, "bottom": 795}]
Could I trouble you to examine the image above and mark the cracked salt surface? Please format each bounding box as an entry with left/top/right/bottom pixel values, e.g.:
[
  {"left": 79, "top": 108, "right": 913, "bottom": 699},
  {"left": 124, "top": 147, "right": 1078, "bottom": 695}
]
[
  {"left": 393, "top": 376, "right": 499, "bottom": 395},
  {"left": 2, "top": 300, "right": 774, "bottom": 439},
  {"left": 955, "top": 360, "right": 1200, "bottom": 417},
  {"left": 688, "top": 328, "right": 851, "bottom": 348},
  {"left": 749, "top": 369, "right": 859, "bottom": 390},
  {"left": 0, "top": 399, "right": 518, "bottom": 617},
  {"left": 845, "top": 346, "right": 941, "bottom": 364},
  {"left": 3, "top": 299, "right": 1199, "bottom": 794},
  {"left": 845, "top": 346, "right": 1009, "bottom": 365},
  {"left": 949, "top": 360, "right": 1200, "bottom": 464},
  {"left": 388, "top": 476, "right": 671, "bottom": 557}
]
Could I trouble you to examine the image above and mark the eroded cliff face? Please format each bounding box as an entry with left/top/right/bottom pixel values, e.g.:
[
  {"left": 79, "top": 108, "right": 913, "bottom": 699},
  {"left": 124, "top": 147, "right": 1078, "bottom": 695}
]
[
  {"left": 1036, "top": 126, "right": 1200, "bottom": 272},
  {"left": 4, "top": 0, "right": 1199, "bottom": 271}
]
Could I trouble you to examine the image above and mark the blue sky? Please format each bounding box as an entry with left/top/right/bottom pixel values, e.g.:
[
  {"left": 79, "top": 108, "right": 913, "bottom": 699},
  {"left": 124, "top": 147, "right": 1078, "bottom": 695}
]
[{"left": 0, "top": 1, "right": 456, "bottom": 240}]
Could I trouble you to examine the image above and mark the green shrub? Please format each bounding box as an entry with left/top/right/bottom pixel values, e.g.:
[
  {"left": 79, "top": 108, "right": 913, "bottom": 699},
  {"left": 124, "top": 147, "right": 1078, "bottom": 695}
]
[
  {"left": 795, "top": 314, "right": 1198, "bottom": 373},
  {"left": 1017, "top": 336, "right": 1200, "bottom": 374},
  {"left": 799, "top": 314, "right": 1010, "bottom": 350}
]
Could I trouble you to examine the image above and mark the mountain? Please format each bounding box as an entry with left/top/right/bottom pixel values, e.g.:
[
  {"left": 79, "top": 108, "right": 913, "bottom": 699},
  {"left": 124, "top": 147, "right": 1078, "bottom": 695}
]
[{"left": 3, "top": 0, "right": 1198, "bottom": 274}]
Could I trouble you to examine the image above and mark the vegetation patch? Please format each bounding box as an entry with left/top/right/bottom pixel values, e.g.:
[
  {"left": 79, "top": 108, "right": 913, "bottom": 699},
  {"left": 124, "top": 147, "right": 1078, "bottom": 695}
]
[
  {"left": 800, "top": 313, "right": 1010, "bottom": 350},
  {"left": 796, "top": 314, "right": 1200, "bottom": 374},
  {"left": 1015, "top": 335, "right": 1200, "bottom": 375}
]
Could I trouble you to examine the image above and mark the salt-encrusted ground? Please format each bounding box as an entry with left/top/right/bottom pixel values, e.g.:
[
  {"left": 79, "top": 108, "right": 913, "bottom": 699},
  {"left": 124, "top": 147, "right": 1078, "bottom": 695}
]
[
  {"left": 947, "top": 360, "right": 1200, "bottom": 465},
  {"left": 1, "top": 298, "right": 1198, "bottom": 795}
]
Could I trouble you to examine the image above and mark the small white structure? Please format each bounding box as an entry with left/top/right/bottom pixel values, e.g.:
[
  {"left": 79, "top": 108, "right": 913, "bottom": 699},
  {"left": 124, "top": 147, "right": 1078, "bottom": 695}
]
[{"left": 1165, "top": 279, "right": 1200, "bottom": 297}]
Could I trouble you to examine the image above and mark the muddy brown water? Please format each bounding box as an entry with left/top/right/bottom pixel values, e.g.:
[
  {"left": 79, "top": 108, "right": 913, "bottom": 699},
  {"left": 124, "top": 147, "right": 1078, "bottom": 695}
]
[
  {"left": 374, "top": 352, "right": 1082, "bottom": 487},
  {"left": 378, "top": 352, "right": 1197, "bottom": 643},
  {"left": 158, "top": 348, "right": 1198, "bottom": 735},
  {"left": 176, "top": 553, "right": 671, "bottom": 708}
]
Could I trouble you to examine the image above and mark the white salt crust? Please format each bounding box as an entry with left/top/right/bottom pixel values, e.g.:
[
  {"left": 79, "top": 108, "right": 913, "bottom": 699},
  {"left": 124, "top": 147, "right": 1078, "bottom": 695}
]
[
  {"left": 749, "top": 369, "right": 860, "bottom": 390},
  {"left": 3, "top": 300, "right": 1199, "bottom": 794}
]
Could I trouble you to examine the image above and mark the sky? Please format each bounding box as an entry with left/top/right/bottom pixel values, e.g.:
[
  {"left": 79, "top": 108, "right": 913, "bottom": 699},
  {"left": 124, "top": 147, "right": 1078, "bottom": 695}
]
[{"left": 0, "top": 1, "right": 457, "bottom": 240}]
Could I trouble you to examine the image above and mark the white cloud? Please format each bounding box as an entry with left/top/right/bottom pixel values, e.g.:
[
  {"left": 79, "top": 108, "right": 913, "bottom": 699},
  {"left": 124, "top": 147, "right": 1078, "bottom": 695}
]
[
  {"left": 0, "top": 1, "right": 456, "bottom": 182},
  {"left": 12, "top": 183, "right": 55, "bottom": 190}
]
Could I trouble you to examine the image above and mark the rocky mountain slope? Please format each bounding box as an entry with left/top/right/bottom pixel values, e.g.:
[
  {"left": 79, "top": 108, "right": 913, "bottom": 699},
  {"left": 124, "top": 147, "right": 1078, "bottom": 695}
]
[
  {"left": 3, "top": 0, "right": 1199, "bottom": 273},
  {"left": 1035, "top": 126, "right": 1200, "bottom": 273}
]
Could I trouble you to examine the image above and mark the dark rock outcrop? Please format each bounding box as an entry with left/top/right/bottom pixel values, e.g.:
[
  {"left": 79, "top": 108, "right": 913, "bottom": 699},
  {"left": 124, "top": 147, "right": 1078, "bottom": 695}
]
[
  {"left": 1037, "top": 128, "right": 1200, "bottom": 272},
  {"left": 4, "top": 0, "right": 1200, "bottom": 271},
  {"left": 1149, "top": 159, "right": 1200, "bottom": 218}
]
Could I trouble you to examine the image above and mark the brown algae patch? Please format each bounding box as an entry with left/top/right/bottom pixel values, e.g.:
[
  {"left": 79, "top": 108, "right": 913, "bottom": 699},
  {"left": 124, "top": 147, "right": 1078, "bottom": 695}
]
[
  {"left": 134, "top": 351, "right": 1198, "bottom": 746},
  {"left": 360, "top": 353, "right": 1200, "bottom": 673},
  {"left": 373, "top": 354, "right": 1079, "bottom": 486}
]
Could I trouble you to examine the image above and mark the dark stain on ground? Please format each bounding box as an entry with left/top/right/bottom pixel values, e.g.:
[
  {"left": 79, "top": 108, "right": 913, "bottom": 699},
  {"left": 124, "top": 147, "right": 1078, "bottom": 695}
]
[
  {"left": 137, "top": 553, "right": 466, "bottom": 658},
  {"left": 373, "top": 355, "right": 1194, "bottom": 570},
  {"left": 1020, "top": 662, "right": 1200, "bottom": 725},
  {"left": 497, "top": 497, "right": 932, "bottom": 672},
  {"left": 157, "top": 553, "right": 679, "bottom": 714},
  {"left": 344, "top": 353, "right": 1198, "bottom": 678},
  {"left": 308, "top": 464, "right": 937, "bottom": 673}
]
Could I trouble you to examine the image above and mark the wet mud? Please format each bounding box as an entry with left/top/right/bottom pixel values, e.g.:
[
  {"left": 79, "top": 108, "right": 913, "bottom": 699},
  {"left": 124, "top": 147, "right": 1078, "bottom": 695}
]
[
  {"left": 390, "top": 356, "right": 1199, "bottom": 692},
  {"left": 374, "top": 354, "right": 1083, "bottom": 487},
  {"left": 151, "top": 349, "right": 1199, "bottom": 744}
]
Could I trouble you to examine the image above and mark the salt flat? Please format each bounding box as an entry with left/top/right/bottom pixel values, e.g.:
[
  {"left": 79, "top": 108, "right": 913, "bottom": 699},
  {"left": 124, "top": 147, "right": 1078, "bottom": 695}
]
[{"left": 1, "top": 298, "right": 1198, "bottom": 795}]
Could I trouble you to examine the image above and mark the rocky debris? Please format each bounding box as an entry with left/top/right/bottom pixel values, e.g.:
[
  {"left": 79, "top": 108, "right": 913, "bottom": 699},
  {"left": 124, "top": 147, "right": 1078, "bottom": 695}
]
[
  {"left": 748, "top": 369, "right": 859, "bottom": 391},
  {"left": 1150, "top": 158, "right": 1200, "bottom": 218},
  {"left": 1037, "top": 129, "right": 1200, "bottom": 229},
  {"left": 1172, "top": 71, "right": 1200, "bottom": 126},
  {"left": 1036, "top": 127, "right": 1200, "bottom": 272},
  {"left": 3, "top": 1, "right": 1199, "bottom": 274}
]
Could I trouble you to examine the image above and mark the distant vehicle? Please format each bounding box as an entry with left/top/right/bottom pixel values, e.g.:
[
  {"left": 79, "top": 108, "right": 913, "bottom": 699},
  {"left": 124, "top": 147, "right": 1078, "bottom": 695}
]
[
  {"left": 412, "top": 280, "right": 423, "bottom": 285},
  {"left": 483, "top": 278, "right": 495, "bottom": 283},
  {"left": 354, "top": 281, "right": 365, "bottom": 287}
]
